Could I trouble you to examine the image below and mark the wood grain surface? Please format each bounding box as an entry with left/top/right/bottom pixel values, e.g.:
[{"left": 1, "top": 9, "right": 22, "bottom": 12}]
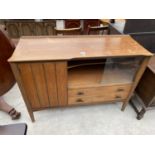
[{"left": 8, "top": 35, "right": 153, "bottom": 62}]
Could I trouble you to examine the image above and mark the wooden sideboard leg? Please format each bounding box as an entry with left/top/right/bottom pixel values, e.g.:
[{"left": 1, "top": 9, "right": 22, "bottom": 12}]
[
  {"left": 30, "top": 113, "right": 35, "bottom": 122},
  {"left": 10, "top": 63, "right": 35, "bottom": 122},
  {"left": 25, "top": 107, "right": 35, "bottom": 122},
  {"left": 121, "top": 57, "right": 151, "bottom": 111}
]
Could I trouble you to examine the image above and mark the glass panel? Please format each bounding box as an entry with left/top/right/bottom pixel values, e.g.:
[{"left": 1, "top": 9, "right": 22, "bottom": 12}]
[
  {"left": 101, "top": 57, "right": 143, "bottom": 85},
  {"left": 68, "top": 57, "right": 143, "bottom": 88}
]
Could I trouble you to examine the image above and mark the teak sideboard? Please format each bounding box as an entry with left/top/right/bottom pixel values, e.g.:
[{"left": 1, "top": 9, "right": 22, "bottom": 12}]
[{"left": 8, "top": 35, "right": 153, "bottom": 122}]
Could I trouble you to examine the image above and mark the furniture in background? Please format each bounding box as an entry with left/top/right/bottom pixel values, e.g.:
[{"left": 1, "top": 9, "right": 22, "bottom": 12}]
[
  {"left": 54, "top": 27, "right": 82, "bottom": 35},
  {"left": 3, "top": 19, "right": 56, "bottom": 38},
  {"left": 87, "top": 25, "right": 110, "bottom": 35},
  {"left": 0, "top": 123, "right": 27, "bottom": 135},
  {"left": 83, "top": 19, "right": 101, "bottom": 34},
  {"left": 3, "top": 19, "right": 109, "bottom": 37},
  {"left": 65, "top": 19, "right": 102, "bottom": 34},
  {"left": 8, "top": 35, "right": 152, "bottom": 121},
  {"left": 65, "top": 19, "right": 81, "bottom": 28},
  {"left": 130, "top": 56, "right": 155, "bottom": 119}
]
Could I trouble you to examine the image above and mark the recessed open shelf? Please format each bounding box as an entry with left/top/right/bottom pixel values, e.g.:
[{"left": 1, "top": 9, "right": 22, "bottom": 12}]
[
  {"left": 68, "top": 59, "right": 106, "bottom": 69},
  {"left": 68, "top": 57, "right": 142, "bottom": 89}
]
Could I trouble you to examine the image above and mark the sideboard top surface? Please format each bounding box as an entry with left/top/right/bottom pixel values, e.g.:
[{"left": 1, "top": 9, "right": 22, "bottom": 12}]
[{"left": 9, "top": 35, "right": 153, "bottom": 62}]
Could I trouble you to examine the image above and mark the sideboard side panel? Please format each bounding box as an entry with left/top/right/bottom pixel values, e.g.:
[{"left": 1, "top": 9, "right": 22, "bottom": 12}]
[
  {"left": 56, "top": 61, "right": 68, "bottom": 106},
  {"left": 10, "top": 63, "right": 35, "bottom": 122}
]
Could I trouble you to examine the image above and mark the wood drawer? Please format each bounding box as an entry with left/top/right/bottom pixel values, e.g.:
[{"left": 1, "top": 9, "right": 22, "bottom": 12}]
[
  {"left": 69, "top": 95, "right": 124, "bottom": 105},
  {"left": 68, "top": 84, "right": 132, "bottom": 105}
]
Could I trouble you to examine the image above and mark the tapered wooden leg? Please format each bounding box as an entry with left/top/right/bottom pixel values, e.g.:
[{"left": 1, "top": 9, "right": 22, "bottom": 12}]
[
  {"left": 121, "top": 101, "right": 128, "bottom": 111},
  {"left": 27, "top": 109, "right": 35, "bottom": 122}
]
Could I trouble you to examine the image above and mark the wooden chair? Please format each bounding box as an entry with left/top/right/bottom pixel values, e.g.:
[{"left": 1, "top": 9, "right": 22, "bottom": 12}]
[
  {"left": 0, "top": 123, "right": 27, "bottom": 135},
  {"left": 87, "top": 25, "right": 110, "bottom": 35},
  {"left": 54, "top": 27, "right": 82, "bottom": 35},
  {"left": 130, "top": 56, "right": 155, "bottom": 120}
]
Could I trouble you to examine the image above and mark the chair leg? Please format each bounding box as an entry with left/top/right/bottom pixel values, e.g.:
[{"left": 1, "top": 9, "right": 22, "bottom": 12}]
[
  {"left": 107, "top": 27, "right": 110, "bottom": 34},
  {"left": 137, "top": 108, "right": 146, "bottom": 120},
  {"left": 130, "top": 95, "right": 146, "bottom": 120}
]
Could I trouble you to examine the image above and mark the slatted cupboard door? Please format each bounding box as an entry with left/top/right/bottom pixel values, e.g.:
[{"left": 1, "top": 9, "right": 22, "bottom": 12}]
[{"left": 17, "top": 62, "right": 59, "bottom": 110}]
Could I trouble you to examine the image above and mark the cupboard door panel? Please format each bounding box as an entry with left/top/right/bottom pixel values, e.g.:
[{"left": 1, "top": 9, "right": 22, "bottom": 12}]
[
  {"left": 44, "top": 63, "right": 58, "bottom": 107},
  {"left": 18, "top": 62, "right": 59, "bottom": 109},
  {"left": 56, "top": 62, "right": 68, "bottom": 106},
  {"left": 18, "top": 63, "right": 41, "bottom": 109},
  {"left": 31, "top": 63, "right": 50, "bottom": 108}
]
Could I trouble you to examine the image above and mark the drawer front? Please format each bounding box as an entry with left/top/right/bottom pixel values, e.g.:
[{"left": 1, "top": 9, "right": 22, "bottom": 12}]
[
  {"left": 69, "top": 95, "right": 124, "bottom": 105},
  {"left": 68, "top": 84, "right": 132, "bottom": 105}
]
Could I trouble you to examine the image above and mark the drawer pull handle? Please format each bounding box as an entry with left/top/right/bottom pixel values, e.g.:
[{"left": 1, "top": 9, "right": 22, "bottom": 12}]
[
  {"left": 76, "top": 98, "right": 83, "bottom": 102},
  {"left": 77, "top": 92, "right": 84, "bottom": 95},
  {"left": 117, "top": 88, "right": 124, "bottom": 92},
  {"left": 115, "top": 95, "right": 122, "bottom": 99}
]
